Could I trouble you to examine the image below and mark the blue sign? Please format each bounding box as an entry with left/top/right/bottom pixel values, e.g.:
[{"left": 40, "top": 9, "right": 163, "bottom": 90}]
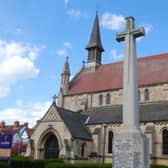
[
  {"left": 0, "top": 133, "right": 13, "bottom": 160},
  {"left": 0, "top": 133, "right": 13, "bottom": 148}
]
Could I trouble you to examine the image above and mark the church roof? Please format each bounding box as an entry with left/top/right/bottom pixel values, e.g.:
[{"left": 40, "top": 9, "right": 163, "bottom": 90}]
[
  {"left": 83, "top": 101, "right": 168, "bottom": 125},
  {"left": 40, "top": 103, "right": 92, "bottom": 140},
  {"left": 69, "top": 53, "right": 168, "bottom": 95},
  {"left": 55, "top": 105, "right": 92, "bottom": 141}
]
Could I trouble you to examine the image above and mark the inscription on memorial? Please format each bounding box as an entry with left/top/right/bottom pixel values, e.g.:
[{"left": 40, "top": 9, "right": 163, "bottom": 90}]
[
  {"left": 113, "top": 137, "right": 142, "bottom": 168},
  {"left": 113, "top": 138, "right": 133, "bottom": 168}
]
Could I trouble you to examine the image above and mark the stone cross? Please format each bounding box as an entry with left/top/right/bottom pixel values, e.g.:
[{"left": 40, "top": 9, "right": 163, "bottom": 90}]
[
  {"left": 113, "top": 17, "right": 149, "bottom": 168},
  {"left": 52, "top": 94, "right": 58, "bottom": 104},
  {"left": 116, "top": 17, "right": 145, "bottom": 127}
]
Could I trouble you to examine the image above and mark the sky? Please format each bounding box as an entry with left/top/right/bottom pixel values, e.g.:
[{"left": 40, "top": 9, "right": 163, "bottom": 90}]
[{"left": 0, "top": 0, "right": 168, "bottom": 127}]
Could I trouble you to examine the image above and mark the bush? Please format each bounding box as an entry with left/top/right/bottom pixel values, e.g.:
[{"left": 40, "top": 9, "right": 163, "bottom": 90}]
[
  {"left": 46, "top": 163, "right": 73, "bottom": 168},
  {"left": 11, "top": 158, "right": 33, "bottom": 168},
  {"left": 75, "top": 163, "right": 111, "bottom": 168},
  {"left": 45, "top": 163, "right": 112, "bottom": 168},
  {"left": 45, "top": 159, "right": 64, "bottom": 164},
  {"left": 9, "top": 156, "right": 168, "bottom": 168},
  {"left": 151, "top": 165, "right": 168, "bottom": 168},
  {"left": 45, "top": 163, "right": 168, "bottom": 168},
  {"left": 11, "top": 157, "right": 64, "bottom": 168},
  {"left": 0, "top": 162, "right": 10, "bottom": 168}
]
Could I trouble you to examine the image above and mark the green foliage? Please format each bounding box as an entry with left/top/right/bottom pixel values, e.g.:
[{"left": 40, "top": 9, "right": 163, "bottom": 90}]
[
  {"left": 45, "top": 163, "right": 112, "bottom": 168},
  {"left": 44, "top": 159, "right": 64, "bottom": 164},
  {"left": 45, "top": 163, "right": 168, "bottom": 168},
  {"left": 9, "top": 157, "right": 168, "bottom": 168},
  {"left": 151, "top": 164, "right": 168, "bottom": 168},
  {"left": 11, "top": 157, "right": 64, "bottom": 168},
  {"left": 0, "top": 161, "right": 10, "bottom": 168},
  {"left": 11, "top": 158, "right": 33, "bottom": 168}
]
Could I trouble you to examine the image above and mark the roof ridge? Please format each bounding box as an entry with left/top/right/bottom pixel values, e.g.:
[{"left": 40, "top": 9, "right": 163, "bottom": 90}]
[
  {"left": 56, "top": 105, "right": 76, "bottom": 114},
  {"left": 55, "top": 104, "right": 92, "bottom": 140},
  {"left": 100, "top": 52, "right": 168, "bottom": 66},
  {"left": 68, "top": 52, "right": 168, "bottom": 95}
]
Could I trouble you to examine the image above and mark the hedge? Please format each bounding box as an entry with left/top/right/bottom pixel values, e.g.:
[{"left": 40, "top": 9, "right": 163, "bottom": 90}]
[
  {"left": 46, "top": 163, "right": 168, "bottom": 168},
  {"left": 45, "top": 163, "right": 112, "bottom": 168},
  {"left": 151, "top": 165, "right": 168, "bottom": 168},
  {"left": 8, "top": 157, "right": 168, "bottom": 168},
  {"left": 11, "top": 157, "right": 64, "bottom": 168},
  {"left": 0, "top": 162, "right": 10, "bottom": 168}
]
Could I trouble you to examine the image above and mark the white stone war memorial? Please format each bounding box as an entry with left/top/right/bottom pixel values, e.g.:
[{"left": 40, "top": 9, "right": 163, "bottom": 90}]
[{"left": 113, "top": 17, "right": 150, "bottom": 168}]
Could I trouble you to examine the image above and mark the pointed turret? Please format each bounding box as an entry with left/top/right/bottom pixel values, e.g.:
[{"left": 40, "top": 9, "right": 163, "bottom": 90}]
[
  {"left": 61, "top": 56, "right": 70, "bottom": 95},
  {"left": 62, "top": 56, "right": 70, "bottom": 75},
  {"left": 86, "top": 13, "right": 104, "bottom": 52},
  {"left": 85, "top": 13, "right": 104, "bottom": 71}
]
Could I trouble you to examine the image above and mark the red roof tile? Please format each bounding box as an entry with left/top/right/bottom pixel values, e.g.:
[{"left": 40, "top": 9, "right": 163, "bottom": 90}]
[
  {"left": 0, "top": 123, "right": 28, "bottom": 134},
  {"left": 68, "top": 53, "right": 168, "bottom": 95}
]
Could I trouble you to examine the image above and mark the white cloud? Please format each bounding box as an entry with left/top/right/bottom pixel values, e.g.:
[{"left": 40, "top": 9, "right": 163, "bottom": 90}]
[
  {"left": 57, "top": 49, "right": 68, "bottom": 57},
  {"left": 56, "top": 42, "right": 72, "bottom": 57},
  {"left": 0, "top": 87, "right": 10, "bottom": 99},
  {"left": 0, "top": 39, "right": 45, "bottom": 99},
  {"left": 64, "top": 0, "right": 69, "bottom": 6},
  {"left": 64, "top": 42, "right": 72, "bottom": 49},
  {"left": 70, "top": 75, "right": 74, "bottom": 81},
  {"left": 16, "top": 99, "right": 23, "bottom": 107},
  {"left": 16, "top": 28, "right": 22, "bottom": 33},
  {"left": 0, "top": 100, "right": 51, "bottom": 127},
  {"left": 137, "top": 24, "right": 153, "bottom": 41},
  {"left": 101, "top": 13, "right": 125, "bottom": 30},
  {"left": 143, "top": 24, "right": 152, "bottom": 34},
  {"left": 67, "top": 9, "right": 81, "bottom": 18},
  {"left": 109, "top": 49, "right": 123, "bottom": 61}
]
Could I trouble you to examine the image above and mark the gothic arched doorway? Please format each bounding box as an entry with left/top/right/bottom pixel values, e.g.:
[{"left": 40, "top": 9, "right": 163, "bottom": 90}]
[{"left": 44, "top": 133, "right": 59, "bottom": 159}]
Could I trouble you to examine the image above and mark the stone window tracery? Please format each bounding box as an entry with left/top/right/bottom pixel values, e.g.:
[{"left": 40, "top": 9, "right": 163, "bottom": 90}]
[
  {"left": 99, "top": 95, "right": 103, "bottom": 105},
  {"left": 163, "top": 129, "right": 168, "bottom": 154},
  {"left": 81, "top": 143, "right": 86, "bottom": 158},
  {"left": 106, "top": 93, "right": 111, "bottom": 104},
  {"left": 138, "top": 90, "right": 141, "bottom": 101},
  {"left": 144, "top": 89, "right": 150, "bottom": 101},
  {"left": 108, "top": 131, "right": 113, "bottom": 153}
]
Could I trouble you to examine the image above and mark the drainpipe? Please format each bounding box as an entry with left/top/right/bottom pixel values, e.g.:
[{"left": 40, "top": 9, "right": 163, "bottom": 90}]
[{"left": 102, "top": 124, "right": 107, "bottom": 163}]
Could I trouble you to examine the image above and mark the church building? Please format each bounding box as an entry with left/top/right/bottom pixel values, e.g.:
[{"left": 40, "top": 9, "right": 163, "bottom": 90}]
[{"left": 31, "top": 14, "right": 168, "bottom": 165}]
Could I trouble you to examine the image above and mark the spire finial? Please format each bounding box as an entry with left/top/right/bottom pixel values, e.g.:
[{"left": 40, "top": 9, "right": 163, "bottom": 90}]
[
  {"left": 96, "top": 4, "right": 99, "bottom": 15},
  {"left": 82, "top": 60, "right": 85, "bottom": 69},
  {"left": 52, "top": 94, "right": 58, "bottom": 104},
  {"left": 62, "top": 56, "right": 70, "bottom": 75}
]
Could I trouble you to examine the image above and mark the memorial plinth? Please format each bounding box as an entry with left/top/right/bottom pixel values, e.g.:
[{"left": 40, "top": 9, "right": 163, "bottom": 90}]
[
  {"left": 112, "top": 17, "right": 150, "bottom": 168},
  {"left": 113, "top": 129, "right": 149, "bottom": 168}
]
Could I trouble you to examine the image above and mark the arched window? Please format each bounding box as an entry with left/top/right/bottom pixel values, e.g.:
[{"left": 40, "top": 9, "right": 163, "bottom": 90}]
[
  {"left": 163, "top": 129, "right": 168, "bottom": 154},
  {"left": 144, "top": 89, "right": 149, "bottom": 101},
  {"left": 99, "top": 95, "right": 103, "bottom": 105},
  {"left": 138, "top": 90, "right": 141, "bottom": 101},
  {"left": 81, "top": 143, "right": 86, "bottom": 157},
  {"left": 106, "top": 93, "right": 111, "bottom": 105},
  {"left": 108, "top": 131, "right": 113, "bottom": 153}
]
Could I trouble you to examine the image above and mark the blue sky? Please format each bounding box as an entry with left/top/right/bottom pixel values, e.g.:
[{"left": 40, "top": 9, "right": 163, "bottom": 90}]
[{"left": 0, "top": 0, "right": 167, "bottom": 127}]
